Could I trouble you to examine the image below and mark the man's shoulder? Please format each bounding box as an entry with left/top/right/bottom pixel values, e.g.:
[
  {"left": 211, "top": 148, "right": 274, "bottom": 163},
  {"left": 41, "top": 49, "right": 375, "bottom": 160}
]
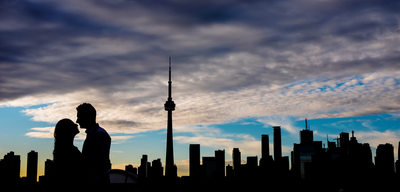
[{"left": 96, "top": 126, "right": 111, "bottom": 140}]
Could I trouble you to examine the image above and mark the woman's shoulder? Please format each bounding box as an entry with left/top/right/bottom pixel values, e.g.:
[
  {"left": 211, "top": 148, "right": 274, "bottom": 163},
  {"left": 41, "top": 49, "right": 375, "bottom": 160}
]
[{"left": 71, "top": 146, "right": 82, "bottom": 155}]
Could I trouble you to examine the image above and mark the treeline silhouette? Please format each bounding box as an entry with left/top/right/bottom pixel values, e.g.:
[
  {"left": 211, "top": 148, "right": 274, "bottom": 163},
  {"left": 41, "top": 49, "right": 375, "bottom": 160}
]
[{"left": 1, "top": 122, "right": 400, "bottom": 191}]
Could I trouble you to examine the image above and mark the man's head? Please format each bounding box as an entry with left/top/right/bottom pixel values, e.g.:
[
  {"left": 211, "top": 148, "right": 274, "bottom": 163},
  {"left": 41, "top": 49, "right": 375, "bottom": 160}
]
[{"left": 76, "top": 103, "right": 97, "bottom": 129}]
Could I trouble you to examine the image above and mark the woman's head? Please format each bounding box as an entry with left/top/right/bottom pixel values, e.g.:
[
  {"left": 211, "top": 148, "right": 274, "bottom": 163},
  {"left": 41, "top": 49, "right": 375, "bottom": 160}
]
[{"left": 54, "top": 118, "right": 79, "bottom": 139}]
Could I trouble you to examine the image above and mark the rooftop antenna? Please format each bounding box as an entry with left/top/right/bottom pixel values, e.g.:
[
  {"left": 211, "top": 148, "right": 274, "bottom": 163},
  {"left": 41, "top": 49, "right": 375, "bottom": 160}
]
[{"left": 305, "top": 118, "right": 309, "bottom": 130}]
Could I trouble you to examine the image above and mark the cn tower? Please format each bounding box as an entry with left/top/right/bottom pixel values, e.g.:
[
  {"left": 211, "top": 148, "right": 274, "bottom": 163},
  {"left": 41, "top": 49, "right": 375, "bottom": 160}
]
[{"left": 164, "top": 56, "right": 177, "bottom": 178}]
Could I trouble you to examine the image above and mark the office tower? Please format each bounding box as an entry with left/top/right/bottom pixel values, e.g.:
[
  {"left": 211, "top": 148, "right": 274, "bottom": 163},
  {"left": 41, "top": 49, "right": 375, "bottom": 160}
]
[
  {"left": 261, "top": 134, "right": 269, "bottom": 159},
  {"left": 39, "top": 159, "right": 55, "bottom": 184},
  {"left": 164, "top": 57, "right": 177, "bottom": 178},
  {"left": 189, "top": 144, "right": 201, "bottom": 177},
  {"left": 202, "top": 157, "right": 217, "bottom": 179},
  {"left": 360, "top": 143, "right": 373, "bottom": 169},
  {"left": 247, "top": 156, "right": 258, "bottom": 168},
  {"left": 260, "top": 134, "right": 273, "bottom": 169},
  {"left": 27, "top": 150, "right": 38, "bottom": 183},
  {"left": 300, "top": 119, "right": 313, "bottom": 145},
  {"left": 226, "top": 164, "right": 233, "bottom": 178},
  {"left": 139, "top": 155, "right": 148, "bottom": 178},
  {"left": 375, "top": 143, "right": 395, "bottom": 175},
  {"left": 125, "top": 164, "right": 137, "bottom": 175},
  {"left": 349, "top": 130, "right": 357, "bottom": 144},
  {"left": 292, "top": 120, "right": 323, "bottom": 179},
  {"left": 396, "top": 142, "right": 400, "bottom": 176},
  {"left": 339, "top": 132, "right": 349, "bottom": 150},
  {"left": 150, "top": 159, "right": 163, "bottom": 178},
  {"left": 44, "top": 159, "right": 55, "bottom": 177},
  {"left": 0, "top": 151, "right": 20, "bottom": 184},
  {"left": 273, "top": 126, "right": 282, "bottom": 161},
  {"left": 232, "top": 148, "right": 241, "bottom": 177},
  {"left": 215, "top": 150, "right": 225, "bottom": 178}
]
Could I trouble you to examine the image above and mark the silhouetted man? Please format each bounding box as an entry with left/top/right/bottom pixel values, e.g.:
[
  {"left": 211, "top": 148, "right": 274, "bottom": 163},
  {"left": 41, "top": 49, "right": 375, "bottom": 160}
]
[{"left": 76, "top": 103, "right": 111, "bottom": 184}]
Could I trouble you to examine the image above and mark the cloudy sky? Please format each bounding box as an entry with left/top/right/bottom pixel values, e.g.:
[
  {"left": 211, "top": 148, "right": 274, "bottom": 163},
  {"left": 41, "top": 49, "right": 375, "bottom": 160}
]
[{"left": 1, "top": 0, "right": 400, "bottom": 177}]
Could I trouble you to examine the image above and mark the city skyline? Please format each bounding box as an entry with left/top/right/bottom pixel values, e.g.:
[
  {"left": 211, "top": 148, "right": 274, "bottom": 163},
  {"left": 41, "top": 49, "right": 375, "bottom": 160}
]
[
  {"left": 1, "top": 0, "right": 400, "bottom": 180},
  {"left": 1, "top": 124, "right": 400, "bottom": 186}
]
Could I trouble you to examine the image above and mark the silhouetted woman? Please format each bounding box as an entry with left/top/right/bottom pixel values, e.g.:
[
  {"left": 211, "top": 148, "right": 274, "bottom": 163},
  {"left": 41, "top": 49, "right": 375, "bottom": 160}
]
[{"left": 53, "top": 118, "right": 83, "bottom": 184}]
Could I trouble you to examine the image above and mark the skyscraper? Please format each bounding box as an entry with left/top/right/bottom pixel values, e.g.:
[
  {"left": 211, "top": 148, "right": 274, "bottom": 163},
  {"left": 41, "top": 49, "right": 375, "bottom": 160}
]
[
  {"left": 261, "top": 134, "right": 269, "bottom": 160},
  {"left": 164, "top": 57, "right": 177, "bottom": 178},
  {"left": 215, "top": 150, "right": 225, "bottom": 178},
  {"left": 0, "top": 151, "right": 20, "bottom": 184},
  {"left": 27, "top": 150, "right": 38, "bottom": 183},
  {"left": 396, "top": 142, "right": 400, "bottom": 176},
  {"left": 139, "top": 154, "right": 148, "bottom": 178},
  {"left": 189, "top": 144, "right": 201, "bottom": 177},
  {"left": 375, "top": 143, "right": 394, "bottom": 176},
  {"left": 339, "top": 132, "right": 349, "bottom": 150},
  {"left": 232, "top": 148, "right": 241, "bottom": 177},
  {"left": 300, "top": 119, "right": 313, "bottom": 145},
  {"left": 273, "top": 126, "right": 282, "bottom": 161}
]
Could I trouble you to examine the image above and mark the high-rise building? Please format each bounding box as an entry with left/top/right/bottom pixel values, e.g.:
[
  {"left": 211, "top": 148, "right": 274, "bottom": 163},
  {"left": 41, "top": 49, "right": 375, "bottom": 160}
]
[
  {"left": 125, "top": 164, "right": 137, "bottom": 175},
  {"left": 164, "top": 57, "right": 177, "bottom": 178},
  {"left": 300, "top": 119, "right": 313, "bottom": 144},
  {"left": 247, "top": 156, "right": 258, "bottom": 168},
  {"left": 232, "top": 148, "right": 241, "bottom": 177},
  {"left": 39, "top": 159, "right": 55, "bottom": 184},
  {"left": 150, "top": 159, "right": 163, "bottom": 178},
  {"left": 375, "top": 143, "right": 394, "bottom": 176},
  {"left": 139, "top": 155, "right": 148, "bottom": 178},
  {"left": 339, "top": 132, "right": 349, "bottom": 150},
  {"left": 202, "top": 157, "right": 217, "bottom": 179},
  {"left": 189, "top": 144, "right": 201, "bottom": 177},
  {"left": 0, "top": 151, "right": 20, "bottom": 184},
  {"left": 215, "top": 150, "right": 225, "bottom": 178},
  {"left": 396, "top": 142, "right": 400, "bottom": 176},
  {"left": 226, "top": 164, "right": 233, "bottom": 178},
  {"left": 261, "top": 134, "right": 269, "bottom": 159},
  {"left": 27, "top": 150, "right": 38, "bottom": 183},
  {"left": 273, "top": 126, "right": 282, "bottom": 161}
]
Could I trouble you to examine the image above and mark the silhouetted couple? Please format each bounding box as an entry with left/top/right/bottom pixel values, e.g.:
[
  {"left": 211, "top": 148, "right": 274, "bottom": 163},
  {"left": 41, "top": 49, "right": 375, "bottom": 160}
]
[{"left": 53, "top": 103, "right": 111, "bottom": 184}]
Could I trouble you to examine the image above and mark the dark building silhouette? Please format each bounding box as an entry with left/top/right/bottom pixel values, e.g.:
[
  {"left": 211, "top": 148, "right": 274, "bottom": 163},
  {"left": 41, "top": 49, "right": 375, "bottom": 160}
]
[
  {"left": 139, "top": 155, "right": 148, "bottom": 178},
  {"left": 149, "top": 159, "right": 163, "bottom": 179},
  {"left": 189, "top": 144, "right": 201, "bottom": 177},
  {"left": 125, "top": 164, "right": 138, "bottom": 175},
  {"left": 260, "top": 134, "right": 273, "bottom": 174},
  {"left": 241, "top": 156, "right": 258, "bottom": 179},
  {"left": 292, "top": 120, "right": 323, "bottom": 179},
  {"left": 300, "top": 119, "right": 313, "bottom": 144},
  {"left": 164, "top": 57, "right": 177, "bottom": 178},
  {"left": 202, "top": 157, "right": 216, "bottom": 179},
  {"left": 246, "top": 156, "right": 258, "bottom": 168},
  {"left": 226, "top": 164, "right": 233, "bottom": 178},
  {"left": 339, "top": 132, "right": 349, "bottom": 150},
  {"left": 396, "top": 142, "right": 400, "bottom": 177},
  {"left": 273, "top": 126, "right": 282, "bottom": 161},
  {"left": 232, "top": 148, "right": 241, "bottom": 177},
  {"left": 375, "top": 143, "right": 395, "bottom": 176},
  {"left": 27, "top": 150, "right": 38, "bottom": 183},
  {"left": 0, "top": 151, "right": 20, "bottom": 184},
  {"left": 261, "top": 134, "right": 269, "bottom": 160},
  {"left": 215, "top": 150, "right": 225, "bottom": 178},
  {"left": 39, "top": 159, "right": 55, "bottom": 184}
]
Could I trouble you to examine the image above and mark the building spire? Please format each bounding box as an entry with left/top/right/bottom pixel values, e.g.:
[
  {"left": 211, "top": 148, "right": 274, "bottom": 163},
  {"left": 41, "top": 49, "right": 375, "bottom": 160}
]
[
  {"left": 305, "top": 118, "right": 308, "bottom": 130},
  {"left": 165, "top": 56, "right": 176, "bottom": 178},
  {"left": 168, "top": 56, "right": 172, "bottom": 100}
]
